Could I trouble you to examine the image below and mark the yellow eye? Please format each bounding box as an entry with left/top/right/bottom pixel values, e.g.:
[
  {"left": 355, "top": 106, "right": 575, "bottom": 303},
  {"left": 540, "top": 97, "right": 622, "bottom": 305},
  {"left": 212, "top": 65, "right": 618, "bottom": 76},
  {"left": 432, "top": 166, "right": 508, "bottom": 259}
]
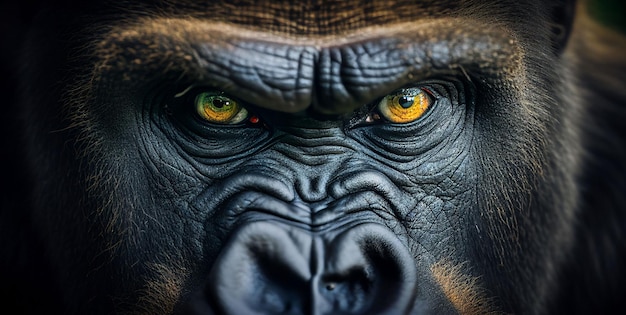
[
  {"left": 378, "top": 88, "right": 432, "bottom": 124},
  {"left": 195, "top": 92, "right": 248, "bottom": 124}
]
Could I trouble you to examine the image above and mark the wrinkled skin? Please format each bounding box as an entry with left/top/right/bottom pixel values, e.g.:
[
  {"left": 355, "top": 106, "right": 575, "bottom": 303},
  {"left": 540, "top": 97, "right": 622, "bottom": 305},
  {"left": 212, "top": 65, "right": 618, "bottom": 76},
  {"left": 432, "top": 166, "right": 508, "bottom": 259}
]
[{"left": 1, "top": 0, "right": 625, "bottom": 314}]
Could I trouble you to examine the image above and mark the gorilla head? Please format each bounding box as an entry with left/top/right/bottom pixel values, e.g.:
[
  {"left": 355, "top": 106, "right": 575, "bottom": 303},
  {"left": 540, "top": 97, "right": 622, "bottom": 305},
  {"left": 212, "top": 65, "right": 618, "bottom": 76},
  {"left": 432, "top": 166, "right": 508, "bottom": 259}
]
[{"left": 1, "top": 0, "right": 625, "bottom": 314}]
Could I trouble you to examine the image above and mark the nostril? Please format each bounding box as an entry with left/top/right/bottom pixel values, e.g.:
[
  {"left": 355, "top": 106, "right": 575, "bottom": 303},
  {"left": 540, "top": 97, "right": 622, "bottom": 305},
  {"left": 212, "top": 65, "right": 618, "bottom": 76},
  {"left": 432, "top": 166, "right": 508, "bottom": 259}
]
[
  {"left": 319, "top": 267, "right": 373, "bottom": 311},
  {"left": 206, "top": 222, "right": 312, "bottom": 315},
  {"left": 322, "top": 223, "right": 418, "bottom": 314},
  {"left": 204, "top": 221, "right": 416, "bottom": 315}
]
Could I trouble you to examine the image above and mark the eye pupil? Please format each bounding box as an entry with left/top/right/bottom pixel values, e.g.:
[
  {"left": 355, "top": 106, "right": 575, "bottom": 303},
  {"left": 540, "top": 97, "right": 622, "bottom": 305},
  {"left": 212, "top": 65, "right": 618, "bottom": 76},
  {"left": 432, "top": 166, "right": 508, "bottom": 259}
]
[
  {"left": 398, "top": 96, "right": 414, "bottom": 108},
  {"left": 213, "top": 99, "right": 225, "bottom": 108}
]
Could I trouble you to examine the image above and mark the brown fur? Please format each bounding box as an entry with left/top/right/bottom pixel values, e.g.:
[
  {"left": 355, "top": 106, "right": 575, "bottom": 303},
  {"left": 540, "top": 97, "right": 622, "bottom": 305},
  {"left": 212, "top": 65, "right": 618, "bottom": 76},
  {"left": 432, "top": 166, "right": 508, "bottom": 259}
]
[
  {"left": 431, "top": 260, "right": 499, "bottom": 315},
  {"left": 125, "top": 261, "right": 189, "bottom": 315},
  {"left": 121, "top": 0, "right": 462, "bottom": 36}
]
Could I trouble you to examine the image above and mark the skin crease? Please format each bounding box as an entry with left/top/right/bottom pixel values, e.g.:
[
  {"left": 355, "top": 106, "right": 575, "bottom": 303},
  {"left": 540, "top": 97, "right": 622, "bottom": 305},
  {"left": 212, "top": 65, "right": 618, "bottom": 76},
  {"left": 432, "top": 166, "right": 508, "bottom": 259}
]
[{"left": 0, "top": 0, "right": 625, "bottom": 314}]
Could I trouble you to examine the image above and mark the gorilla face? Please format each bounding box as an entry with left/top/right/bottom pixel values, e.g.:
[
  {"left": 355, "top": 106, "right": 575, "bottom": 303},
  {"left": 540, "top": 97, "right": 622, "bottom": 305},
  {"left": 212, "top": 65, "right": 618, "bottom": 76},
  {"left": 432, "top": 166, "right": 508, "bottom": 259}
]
[{"left": 9, "top": 0, "right": 617, "bottom": 314}]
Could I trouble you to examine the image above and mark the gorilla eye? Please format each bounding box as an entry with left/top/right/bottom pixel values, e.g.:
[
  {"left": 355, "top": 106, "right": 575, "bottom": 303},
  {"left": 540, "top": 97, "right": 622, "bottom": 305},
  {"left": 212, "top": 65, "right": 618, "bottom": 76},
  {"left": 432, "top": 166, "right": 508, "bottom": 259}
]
[
  {"left": 194, "top": 91, "right": 249, "bottom": 124},
  {"left": 377, "top": 87, "right": 432, "bottom": 124}
]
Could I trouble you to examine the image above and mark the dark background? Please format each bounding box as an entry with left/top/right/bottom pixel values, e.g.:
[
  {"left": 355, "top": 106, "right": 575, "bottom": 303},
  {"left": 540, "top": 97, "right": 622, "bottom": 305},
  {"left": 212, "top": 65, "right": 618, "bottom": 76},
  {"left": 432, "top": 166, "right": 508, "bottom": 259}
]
[{"left": 588, "top": 0, "right": 626, "bottom": 34}]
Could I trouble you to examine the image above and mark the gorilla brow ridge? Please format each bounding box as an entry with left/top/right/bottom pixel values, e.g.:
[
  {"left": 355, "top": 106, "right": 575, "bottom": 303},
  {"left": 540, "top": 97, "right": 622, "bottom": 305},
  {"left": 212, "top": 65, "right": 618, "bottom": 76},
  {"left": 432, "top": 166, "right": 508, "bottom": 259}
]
[{"left": 89, "top": 17, "right": 524, "bottom": 114}]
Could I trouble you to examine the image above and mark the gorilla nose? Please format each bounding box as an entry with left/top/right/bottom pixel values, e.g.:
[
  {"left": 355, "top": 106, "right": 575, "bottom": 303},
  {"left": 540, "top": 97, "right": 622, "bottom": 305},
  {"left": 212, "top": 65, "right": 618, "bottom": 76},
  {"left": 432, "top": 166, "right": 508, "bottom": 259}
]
[{"left": 206, "top": 222, "right": 417, "bottom": 314}]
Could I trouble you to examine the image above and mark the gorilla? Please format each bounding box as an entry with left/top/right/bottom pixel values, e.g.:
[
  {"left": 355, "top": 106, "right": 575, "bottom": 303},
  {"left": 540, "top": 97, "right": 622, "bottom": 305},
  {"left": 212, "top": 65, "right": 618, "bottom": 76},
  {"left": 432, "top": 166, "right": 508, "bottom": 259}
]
[{"left": 1, "top": 0, "right": 625, "bottom": 314}]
